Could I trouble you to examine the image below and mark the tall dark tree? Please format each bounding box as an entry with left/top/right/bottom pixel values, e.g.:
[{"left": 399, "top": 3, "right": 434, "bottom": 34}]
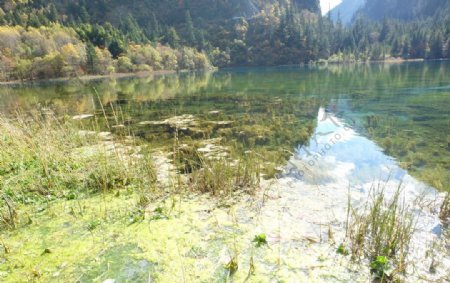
[
  {"left": 108, "top": 40, "right": 126, "bottom": 59},
  {"left": 429, "top": 32, "right": 444, "bottom": 59},
  {"left": 85, "top": 42, "right": 97, "bottom": 74},
  {"left": 185, "top": 10, "right": 196, "bottom": 45},
  {"left": 166, "top": 27, "right": 180, "bottom": 48}
]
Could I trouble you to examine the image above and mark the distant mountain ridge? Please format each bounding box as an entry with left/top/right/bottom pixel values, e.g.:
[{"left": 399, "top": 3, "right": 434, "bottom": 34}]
[
  {"left": 328, "top": 0, "right": 365, "bottom": 24},
  {"left": 359, "top": 0, "right": 450, "bottom": 21},
  {"left": 328, "top": 0, "right": 450, "bottom": 24}
]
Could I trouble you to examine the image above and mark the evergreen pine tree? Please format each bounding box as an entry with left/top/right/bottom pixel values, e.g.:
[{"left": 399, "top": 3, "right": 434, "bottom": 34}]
[{"left": 185, "top": 10, "right": 196, "bottom": 46}]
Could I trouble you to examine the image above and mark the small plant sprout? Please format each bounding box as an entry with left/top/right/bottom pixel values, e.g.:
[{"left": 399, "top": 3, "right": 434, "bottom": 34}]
[
  {"left": 1, "top": 238, "right": 9, "bottom": 254},
  {"left": 253, "top": 233, "right": 268, "bottom": 247},
  {"left": 439, "top": 192, "right": 450, "bottom": 224},
  {"left": 370, "top": 255, "right": 392, "bottom": 281},
  {"left": 150, "top": 206, "right": 169, "bottom": 221},
  {"left": 345, "top": 183, "right": 416, "bottom": 279},
  {"left": 225, "top": 256, "right": 238, "bottom": 275},
  {"left": 336, "top": 243, "right": 349, "bottom": 256},
  {"left": 86, "top": 219, "right": 101, "bottom": 231}
]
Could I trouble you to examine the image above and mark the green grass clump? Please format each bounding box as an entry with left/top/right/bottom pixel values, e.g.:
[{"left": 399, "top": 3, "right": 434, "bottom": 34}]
[
  {"left": 225, "top": 256, "right": 239, "bottom": 275},
  {"left": 252, "top": 233, "right": 268, "bottom": 247},
  {"left": 345, "top": 184, "right": 416, "bottom": 280},
  {"left": 370, "top": 255, "right": 391, "bottom": 281},
  {"left": 187, "top": 153, "right": 260, "bottom": 196},
  {"left": 439, "top": 192, "right": 450, "bottom": 225},
  {"left": 336, "top": 243, "right": 349, "bottom": 256},
  {"left": 0, "top": 113, "right": 157, "bottom": 229}
]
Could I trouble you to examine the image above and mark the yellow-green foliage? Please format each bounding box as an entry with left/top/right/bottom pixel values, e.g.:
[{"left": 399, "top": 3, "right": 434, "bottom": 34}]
[
  {"left": 0, "top": 113, "right": 156, "bottom": 229},
  {"left": 0, "top": 25, "right": 89, "bottom": 80},
  {"left": 344, "top": 185, "right": 415, "bottom": 279},
  {"left": 0, "top": 25, "right": 212, "bottom": 81},
  {"left": 188, "top": 154, "right": 260, "bottom": 196}
]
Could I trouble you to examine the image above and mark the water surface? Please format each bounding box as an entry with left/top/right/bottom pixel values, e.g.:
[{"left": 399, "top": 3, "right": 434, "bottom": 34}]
[
  {"left": 1, "top": 61, "right": 449, "bottom": 190},
  {"left": 1, "top": 61, "right": 450, "bottom": 282}
]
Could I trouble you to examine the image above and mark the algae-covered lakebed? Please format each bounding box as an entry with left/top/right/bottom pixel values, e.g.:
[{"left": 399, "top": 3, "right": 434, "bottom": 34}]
[{"left": 0, "top": 62, "right": 449, "bottom": 282}]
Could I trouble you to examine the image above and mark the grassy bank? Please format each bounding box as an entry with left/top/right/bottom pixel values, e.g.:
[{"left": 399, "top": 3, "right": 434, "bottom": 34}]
[
  {"left": 0, "top": 110, "right": 268, "bottom": 282},
  {"left": 0, "top": 111, "right": 265, "bottom": 230}
]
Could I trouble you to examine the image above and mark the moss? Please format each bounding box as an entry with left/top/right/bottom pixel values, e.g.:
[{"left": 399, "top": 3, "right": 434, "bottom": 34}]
[{"left": 1, "top": 190, "right": 325, "bottom": 282}]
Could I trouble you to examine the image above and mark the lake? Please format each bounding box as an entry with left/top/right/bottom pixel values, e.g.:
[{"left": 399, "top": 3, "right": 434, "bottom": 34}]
[
  {"left": 1, "top": 61, "right": 449, "bottom": 191},
  {"left": 1, "top": 61, "right": 449, "bottom": 281}
]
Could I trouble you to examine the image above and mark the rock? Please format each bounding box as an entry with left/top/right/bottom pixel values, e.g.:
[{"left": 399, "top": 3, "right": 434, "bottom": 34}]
[
  {"left": 98, "top": 132, "right": 113, "bottom": 141},
  {"left": 78, "top": 130, "right": 96, "bottom": 137},
  {"left": 273, "top": 98, "right": 283, "bottom": 104},
  {"left": 111, "top": 124, "right": 127, "bottom": 135},
  {"left": 139, "top": 120, "right": 168, "bottom": 126},
  {"left": 72, "top": 114, "right": 94, "bottom": 120},
  {"left": 211, "top": 121, "right": 234, "bottom": 128},
  {"left": 208, "top": 110, "right": 221, "bottom": 116},
  {"left": 139, "top": 114, "right": 197, "bottom": 129},
  {"left": 112, "top": 124, "right": 125, "bottom": 129},
  {"left": 139, "top": 114, "right": 205, "bottom": 138},
  {"left": 165, "top": 114, "right": 197, "bottom": 128},
  {"left": 197, "top": 142, "right": 229, "bottom": 159}
]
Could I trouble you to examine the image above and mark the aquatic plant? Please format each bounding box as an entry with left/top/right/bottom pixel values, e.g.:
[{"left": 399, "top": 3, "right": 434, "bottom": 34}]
[
  {"left": 0, "top": 195, "right": 17, "bottom": 229},
  {"left": 187, "top": 153, "right": 260, "bottom": 196},
  {"left": 439, "top": 192, "right": 450, "bottom": 225},
  {"left": 345, "top": 184, "right": 416, "bottom": 280},
  {"left": 0, "top": 112, "right": 157, "bottom": 229},
  {"left": 365, "top": 114, "right": 450, "bottom": 194},
  {"left": 252, "top": 233, "right": 268, "bottom": 247},
  {"left": 336, "top": 243, "right": 349, "bottom": 256},
  {"left": 370, "top": 255, "right": 392, "bottom": 281},
  {"left": 225, "top": 256, "right": 239, "bottom": 275},
  {"left": 127, "top": 206, "right": 145, "bottom": 224},
  {"left": 86, "top": 219, "right": 102, "bottom": 231}
]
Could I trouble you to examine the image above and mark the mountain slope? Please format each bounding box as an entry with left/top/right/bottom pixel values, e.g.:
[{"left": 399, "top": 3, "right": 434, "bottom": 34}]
[
  {"left": 328, "top": 0, "right": 450, "bottom": 24},
  {"left": 328, "top": 0, "right": 365, "bottom": 24},
  {"left": 359, "top": 0, "right": 450, "bottom": 21}
]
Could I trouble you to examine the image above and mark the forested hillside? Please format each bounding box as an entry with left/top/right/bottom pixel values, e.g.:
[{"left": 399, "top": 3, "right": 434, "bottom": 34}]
[{"left": 0, "top": 0, "right": 449, "bottom": 81}]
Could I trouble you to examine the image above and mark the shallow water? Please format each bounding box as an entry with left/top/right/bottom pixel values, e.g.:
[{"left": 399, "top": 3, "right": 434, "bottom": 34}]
[
  {"left": 1, "top": 61, "right": 449, "bottom": 281},
  {"left": 1, "top": 61, "right": 449, "bottom": 190}
]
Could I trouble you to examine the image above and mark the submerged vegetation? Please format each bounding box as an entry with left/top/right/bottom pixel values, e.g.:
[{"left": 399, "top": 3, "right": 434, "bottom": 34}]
[
  {"left": 0, "top": 0, "right": 449, "bottom": 280},
  {"left": 0, "top": 105, "right": 281, "bottom": 230},
  {"left": 0, "top": 110, "right": 266, "bottom": 281},
  {"left": 1, "top": 62, "right": 449, "bottom": 281},
  {"left": 0, "top": 112, "right": 155, "bottom": 228}
]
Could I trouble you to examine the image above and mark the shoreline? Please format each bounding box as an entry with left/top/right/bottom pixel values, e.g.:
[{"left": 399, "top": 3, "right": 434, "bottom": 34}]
[
  {"left": 320, "top": 57, "right": 427, "bottom": 65},
  {"left": 0, "top": 70, "right": 178, "bottom": 86},
  {"left": 2, "top": 59, "right": 448, "bottom": 86}
]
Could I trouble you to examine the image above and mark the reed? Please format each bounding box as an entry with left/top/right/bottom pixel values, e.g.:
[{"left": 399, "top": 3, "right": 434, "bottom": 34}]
[
  {"left": 343, "top": 183, "right": 416, "bottom": 281},
  {"left": 0, "top": 111, "right": 157, "bottom": 229}
]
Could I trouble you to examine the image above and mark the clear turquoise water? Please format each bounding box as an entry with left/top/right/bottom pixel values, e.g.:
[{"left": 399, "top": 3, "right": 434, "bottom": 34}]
[{"left": 1, "top": 61, "right": 449, "bottom": 190}]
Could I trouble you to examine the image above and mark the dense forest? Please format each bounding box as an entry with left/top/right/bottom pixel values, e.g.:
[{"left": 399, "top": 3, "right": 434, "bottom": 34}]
[{"left": 0, "top": 0, "right": 449, "bottom": 81}]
